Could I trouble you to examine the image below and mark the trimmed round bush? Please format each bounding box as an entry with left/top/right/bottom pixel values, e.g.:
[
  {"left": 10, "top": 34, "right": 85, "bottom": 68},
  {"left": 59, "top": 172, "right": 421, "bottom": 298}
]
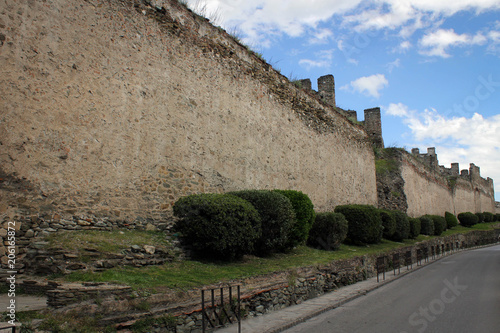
[
  {"left": 425, "top": 215, "right": 446, "bottom": 236},
  {"left": 475, "top": 212, "right": 485, "bottom": 224},
  {"left": 173, "top": 193, "right": 261, "bottom": 261},
  {"left": 379, "top": 210, "right": 397, "bottom": 240},
  {"left": 483, "top": 212, "right": 494, "bottom": 222},
  {"left": 419, "top": 216, "right": 435, "bottom": 236},
  {"left": 390, "top": 210, "right": 410, "bottom": 242},
  {"left": 307, "top": 212, "right": 348, "bottom": 251},
  {"left": 408, "top": 217, "right": 421, "bottom": 239},
  {"left": 334, "top": 205, "right": 383, "bottom": 245},
  {"left": 445, "top": 212, "right": 458, "bottom": 229},
  {"left": 273, "top": 190, "right": 315, "bottom": 248},
  {"left": 229, "top": 190, "right": 295, "bottom": 255},
  {"left": 458, "top": 212, "right": 479, "bottom": 227},
  {"left": 496, "top": 214, "right": 500, "bottom": 222}
]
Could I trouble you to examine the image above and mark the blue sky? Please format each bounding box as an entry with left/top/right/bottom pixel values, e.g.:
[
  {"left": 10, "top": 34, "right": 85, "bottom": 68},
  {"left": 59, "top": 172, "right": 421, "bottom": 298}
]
[{"left": 186, "top": 0, "right": 500, "bottom": 200}]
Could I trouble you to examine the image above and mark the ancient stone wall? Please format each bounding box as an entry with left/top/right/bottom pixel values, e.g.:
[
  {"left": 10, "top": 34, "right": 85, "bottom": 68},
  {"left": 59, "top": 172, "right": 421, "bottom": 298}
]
[
  {"left": 401, "top": 152, "right": 495, "bottom": 217},
  {"left": 0, "top": 0, "right": 377, "bottom": 230},
  {"left": 0, "top": 0, "right": 495, "bottom": 249}
]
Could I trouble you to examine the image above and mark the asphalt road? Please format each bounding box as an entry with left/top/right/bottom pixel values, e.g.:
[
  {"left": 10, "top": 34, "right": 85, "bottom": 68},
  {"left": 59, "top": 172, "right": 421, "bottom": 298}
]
[{"left": 283, "top": 245, "right": 500, "bottom": 333}]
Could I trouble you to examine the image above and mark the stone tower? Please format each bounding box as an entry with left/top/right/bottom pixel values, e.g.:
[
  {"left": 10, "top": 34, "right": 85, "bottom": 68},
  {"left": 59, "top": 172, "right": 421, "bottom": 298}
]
[
  {"left": 317, "top": 75, "right": 335, "bottom": 107},
  {"left": 364, "top": 107, "right": 384, "bottom": 148}
]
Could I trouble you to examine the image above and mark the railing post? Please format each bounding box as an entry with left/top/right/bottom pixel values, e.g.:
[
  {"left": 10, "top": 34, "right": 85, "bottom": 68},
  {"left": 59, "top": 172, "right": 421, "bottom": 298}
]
[
  {"left": 238, "top": 285, "right": 241, "bottom": 333},
  {"left": 202, "top": 290, "right": 206, "bottom": 333},
  {"left": 219, "top": 288, "right": 224, "bottom": 326}
]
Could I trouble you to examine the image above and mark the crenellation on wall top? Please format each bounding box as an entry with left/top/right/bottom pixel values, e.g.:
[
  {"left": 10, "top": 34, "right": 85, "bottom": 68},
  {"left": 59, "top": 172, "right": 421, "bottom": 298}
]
[
  {"left": 411, "top": 147, "right": 494, "bottom": 191},
  {"left": 297, "top": 75, "right": 335, "bottom": 107},
  {"left": 411, "top": 146, "right": 439, "bottom": 169},
  {"left": 299, "top": 78, "right": 312, "bottom": 90},
  {"left": 345, "top": 110, "right": 358, "bottom": 120}
]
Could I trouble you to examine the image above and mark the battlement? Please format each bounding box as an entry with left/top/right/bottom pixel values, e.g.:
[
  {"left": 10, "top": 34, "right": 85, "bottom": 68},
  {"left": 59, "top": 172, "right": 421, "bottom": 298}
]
[
  {"left": 298, "top": 75, "right": 335, "bottom": 107},
  {"left": 298, "top": 75, "right": 383, "bottom": 148},
  {"left": 411, "top": 147, "right": 439, "bottom": 169},
  {"left": 411, "top": 147, "right": 493, "bottom": 189}
]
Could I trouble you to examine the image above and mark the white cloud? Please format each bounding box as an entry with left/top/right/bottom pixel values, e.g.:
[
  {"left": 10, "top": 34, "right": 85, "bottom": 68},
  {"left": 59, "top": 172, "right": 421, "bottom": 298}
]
[
  {"left": 308, "top": 28, "right": 334, "bottom": 44},
  {"left": 489, "top": 30, "right": 500, "bottom": 42},
  {"left": 346, "top": 74, "right": 389, "bottom": 98},
  {"left": 186, "top": 0, "right": 500, "bottom": 48},
  {"left": 299, "top": 49, "right": 334, "bottom": 70},
  {"left": 386, "top": 58, "right": 401, "bottom": 72},
  {"left": 187, "top": 0, "right": 363, "bottom": 47},
  {"left": 419, "top": 29, "right": 487, "bottom": 57},
  {"left": 397, "top": 40, "right": 412, "bottom": 52},
  {"left": 385, "top": 104, "right": 500, "bottom": 193},
  {"left": 343, "top": 2, "right": 421, "bottom": 32},
  {"left": 385, "top": 102, "right": 409, "bottom": 117},
  {"left": 487, "top": 30, "right": 500, "bottom": 54},
  {"left": 298, "top": 59, "right": 330, "bottom": 69},
  {"left": 342, "top": 0, "right": 500, "bottom": 36}
]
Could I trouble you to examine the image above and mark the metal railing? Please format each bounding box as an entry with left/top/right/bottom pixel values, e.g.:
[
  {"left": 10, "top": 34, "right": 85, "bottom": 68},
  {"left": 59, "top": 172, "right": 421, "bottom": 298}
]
[{"left": 201, "top": 285, "right": 241, "bottom": 333}]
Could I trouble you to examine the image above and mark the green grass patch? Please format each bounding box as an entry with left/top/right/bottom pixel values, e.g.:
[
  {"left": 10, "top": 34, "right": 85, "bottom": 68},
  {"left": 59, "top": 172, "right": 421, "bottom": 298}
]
[
  {"left": 408, "top": 222, "right": 497, "bottom": 240},
  {"left": 63, "top": 238, "right": 424, "bottom": 291},
  {"left": 441, "top": 222, "right": 497, "bottom": 236},
  {"left": 1, "top": 310, "right": 113, "bottom": 333},
  {"left": 1, "top": 310, "right": 45, "bottom": 323},
  {"left": 44, "top": 230, "right": 170, "bottom": 253},
  {"left": 375, "top": 159, "right": 399, "bottom": 174}
]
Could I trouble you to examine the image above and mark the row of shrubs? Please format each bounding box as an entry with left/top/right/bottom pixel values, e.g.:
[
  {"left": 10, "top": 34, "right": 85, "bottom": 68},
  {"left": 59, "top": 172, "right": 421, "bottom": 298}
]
[
  {"left": 173, "top": 190, "right": 499, "bottom": 261},
  {"left": 457, "top": 211, "right": 499, "bottom": 227},
  {"left": 307, "top": 208, "right": 444, "bottom": 251},
  {"left": 173, "top": 190, "right": 315, "bottom": 261}
]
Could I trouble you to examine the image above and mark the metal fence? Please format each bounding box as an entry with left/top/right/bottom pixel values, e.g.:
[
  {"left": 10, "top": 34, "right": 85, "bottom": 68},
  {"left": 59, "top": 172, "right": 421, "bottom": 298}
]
[{"left": 201, "top": 285, "right": 241, "bottom": 333}]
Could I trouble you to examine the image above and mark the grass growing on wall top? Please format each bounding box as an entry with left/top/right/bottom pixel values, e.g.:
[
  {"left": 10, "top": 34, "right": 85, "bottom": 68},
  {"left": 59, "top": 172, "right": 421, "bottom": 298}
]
[
  {"left": 375, "top": 159, "right": 399, "bottom": 174},
  {"left": 374, "top": 147, "right": 403, "bottom": 174}
]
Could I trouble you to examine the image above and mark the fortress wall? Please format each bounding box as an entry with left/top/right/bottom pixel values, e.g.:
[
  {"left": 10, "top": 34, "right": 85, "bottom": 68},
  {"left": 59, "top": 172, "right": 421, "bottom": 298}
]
[
  {"left": 452, "top": 184, "right": 478, "bottom": 215},
  {"left": 401, "top": 156, "right": 454, "bottom": 217},
  {"left": 0, "top": 0, "right": 377, "bottom": 224},
  {"left": 478, "top": 190, "right": 496, "bottom": 213},
  {"left": 400, "top": 153, "right": 495, "bottom": 217}
]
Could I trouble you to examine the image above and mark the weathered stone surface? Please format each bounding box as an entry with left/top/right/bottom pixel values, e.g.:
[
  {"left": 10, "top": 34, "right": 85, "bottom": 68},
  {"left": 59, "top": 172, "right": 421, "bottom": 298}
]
[
  {"left": 78, "top": 220, "right": 92, "bottom": 226},
  {"left": 130, "top": 245, "right": 142, "bottom": 253},
  {"left": 22, "top": 239, "right": 174, "bottom": 275},
  {"left": 378, "top": 149, "right": 496, "bottom": 217},
  {"left": 66, "top": 263, "right": 87, "bottom": 270},
  {"left": 0, "top": 0, "right": 377, "bottom": 228},
  {"left": 145, "top": 223, "right": 158, "bottom": 231},
  {"left": 143, "top": 245, "right": 155, "bottom": 254}
]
